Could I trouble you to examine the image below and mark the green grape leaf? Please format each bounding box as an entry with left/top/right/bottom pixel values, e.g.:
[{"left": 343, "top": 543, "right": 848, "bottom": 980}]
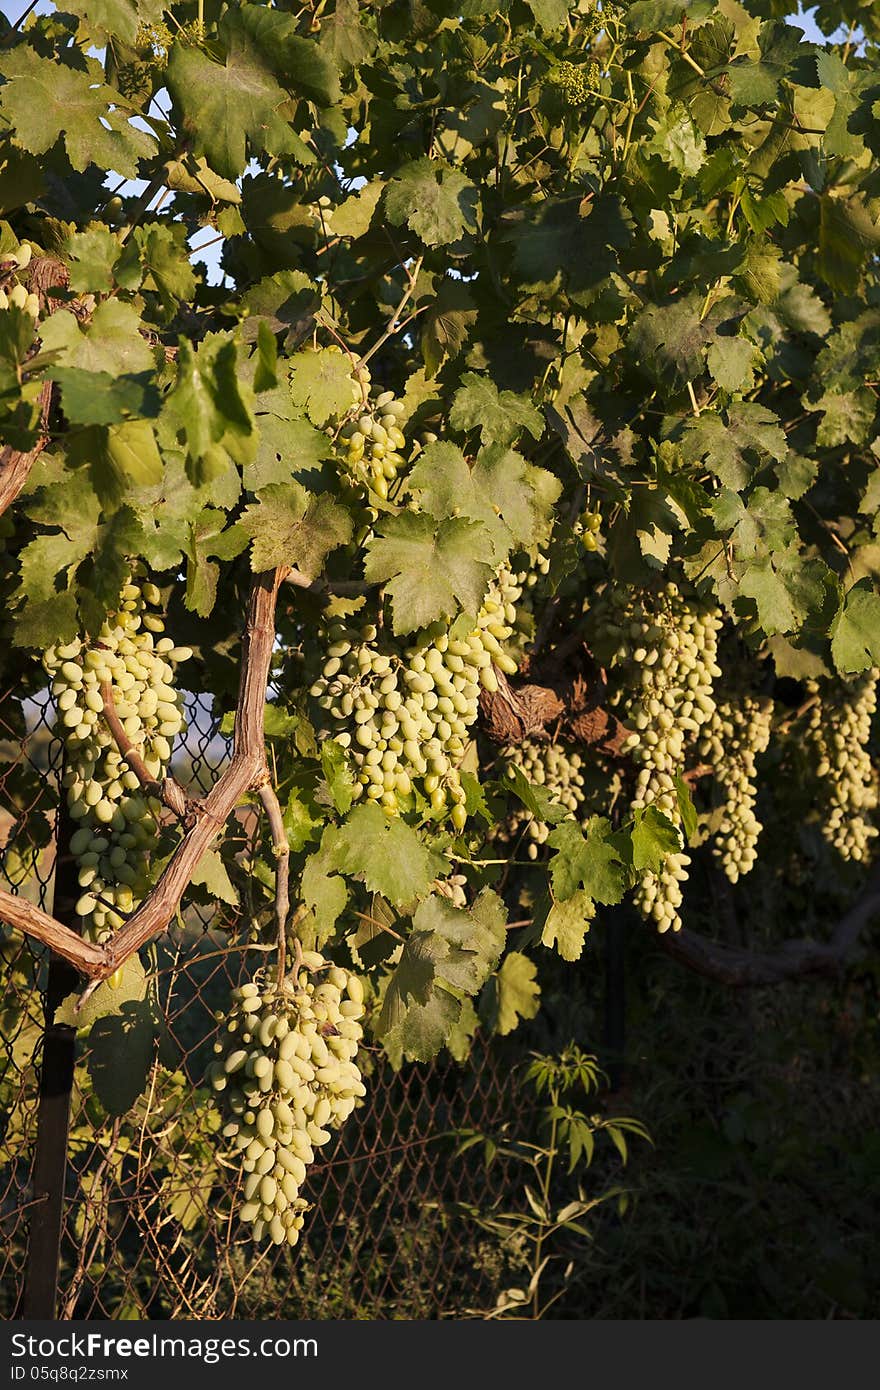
[
  {"left": 385, "top": 158, "right": 478, "bottom": 247},
  {"left": 502, "top": 763, "right": 570, "bottom": 827},
  {"left": 55, "top": 954, "right": 147, "bottom": 1030},
  {"left": 449, "top": 373, "right": 544, "bottom": 447},
  {"left": 674, "top": 776, "right": 699, "bottom": 844},
  {"left": 190, "top": 848, "right": 239, "bottom": 907},
  {"left": 282, "top": 786, "right": 323, "bottom": 854},
  {"left": 407, "top": 441, "right": 559, "bottom": 559},
  {"left": 320, "top": 741, "right": 355, "bottom": 815},
  {"left": 228, "top": 3, "right": 341, "bottom": 105},
  {"left": 182, "top": 509, "right": 248, "bottom": 617},
  {"left": 480, "top": 952, "right": 540, "bottom": 1037},
  {"left": 288, "top": 348, "right": 358, "bottom": 426},
  {"left": 541, "top": 890, "right": 595, "bottom": 961},
  {"left": 166, "top": 28, "right": 289, "bottom": 180},
  {"left": 330, "top": 803, "right": 445, "bottom": 906},
  {"left": 50, "top": 369, "right": 160, "bottom": 427},
  {"left": 678, "top": 403, "right": 787, "bottom": 490},
  {"left": 363, "top": 513, "right": 496, "bottom": 635},
  {"left": 38, "top": 300, "right": 155, "bottom": 377},
  {"left": 630, "top": 805, "right": 682, "bottom": 872},
  {"left": 830, "top": 580, "right": 880, "bottom": 674},
  {"left": 86, "top": 1001, "right": 158, "bottom": 1117},
  {"left": 739, "top": 548, "right": 832, "bottom": 637},
  {"left": 239, "top": 483, "right": 352, "bottom": 576},
  {"left": 164, "top": 336, "right": 254, "bottom": 475},
  {"left": 0, "top": 47, "right": 156, "bottom": 177},
  {"left": 547, "top": 817, "right": 627, "bottom": 905}
]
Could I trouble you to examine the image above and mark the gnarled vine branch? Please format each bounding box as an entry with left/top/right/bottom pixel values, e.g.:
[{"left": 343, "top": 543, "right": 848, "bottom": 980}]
[
  {"left": 655, "top": 861, "right": 880, "bottom": 986},
  {"left": 0, "top": 566, "right": 288, "bottom": 981}
]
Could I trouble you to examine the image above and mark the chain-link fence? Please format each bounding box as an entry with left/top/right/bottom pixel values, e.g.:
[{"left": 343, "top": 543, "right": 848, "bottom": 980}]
[{"left": 1, "top": 689, "right": 533, "bottom": 1320}]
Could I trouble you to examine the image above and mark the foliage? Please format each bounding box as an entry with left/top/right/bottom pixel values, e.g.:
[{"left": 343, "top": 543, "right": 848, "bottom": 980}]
[
  {"left": 1, "top": 0, "right": 880, "bottom": 1291},
  {"left": 453, "top": 1044, "right": 649, "bottom": 1317}
]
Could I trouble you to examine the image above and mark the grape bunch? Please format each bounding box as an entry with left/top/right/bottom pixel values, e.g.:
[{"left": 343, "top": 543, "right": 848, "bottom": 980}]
[
  {"left": 589, "top": 581, "right": 722, "bottom": 932},
  {"left": 700, "top": 695, "right": 773, "bottom": 882},
  {"left": 499, "top": 740, "right": 588, "bottom": 859},
  {"left": 336, "top": 387, "right": 409, "bottom": 503},
  {"left": 43, "top": 574, "right": 191, "bottom": 940},
  {"left": 0, "top": 242, "right": 38, "bottom": 319},
  {"left": 541, "top": 60, "right": 601, "bottom": 113},
  {"left": 208, "top": 955, "right": 366, "bottom": 1246},
  {"left": 807, "top": 671, "right": 879, "bottom": 862},
  {"left": 309, "top": 569, "right": 522, "bottom": 826}
]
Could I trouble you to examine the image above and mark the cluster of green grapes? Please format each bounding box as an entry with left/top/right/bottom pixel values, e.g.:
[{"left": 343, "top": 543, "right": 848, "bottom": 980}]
[
  {"left": 542, "top": 60, "right": 601, "bottom": 112},
  {"left": 700, "top": 696, "right": 773, "bottom": 883},
  {"left": 208, "top": 955, "right": 365, "bottom": 1246},
  {"left": 500, "top": 740, "right": 588, "bottom": 859},
  {"left": 0, "top": 242, "right": 38, "bottom": 319},
  {"left": 310, "top": 572, "right": 522, "bottom": 826},
  {"left": 43, "top": 575, "right": 190, "bottom": 941},
  {"left": 590, "top": 582, "right": 722, "bottom": 933},
  {"left": 578, "top": 509, "right": 602, "bottom": 553},
  {"left": 807, "top": 671, "right": 879, "bottom": 862},
  {"left": 336, "top": 387, "right": 409, "bottom": 503}
]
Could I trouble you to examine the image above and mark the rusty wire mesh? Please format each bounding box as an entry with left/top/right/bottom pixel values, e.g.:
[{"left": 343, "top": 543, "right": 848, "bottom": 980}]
[{"left": 1, "top": 686, "right": 531, "bottom": 1320}]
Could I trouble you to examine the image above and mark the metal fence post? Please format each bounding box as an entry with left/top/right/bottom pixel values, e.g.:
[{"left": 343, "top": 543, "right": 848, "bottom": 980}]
[{"left": 22, "top": 799, "right": 80, "bottom": 1319}]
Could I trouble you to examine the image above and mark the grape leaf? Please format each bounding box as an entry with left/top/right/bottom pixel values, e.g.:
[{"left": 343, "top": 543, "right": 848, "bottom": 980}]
[
  {"left": 830, "top": 580, "right": 880, "bottom": 674},
  {"left": 674, "top": 776, "right": 699, "bottom": 844},
  {"left": 50, "top": 369, "right": 160, "bottom": 427},
  {"left": 330, "top": 803, "right": 444, "bottom": 906},
  {"left": 630, "top": 804, "right": 682, "bottom": 872},
  {"left": 86, "top": 1001, "right": 158, "bottom": 1117},
  {"left": 678, "top": 402, "right": 787, "bottom": 490},
  {"left": 288, "top": 348, "right": 357, "bottom": 426},
  {"left": 38, "top": 300, "right": 155, "bottom": 377},
  {"left": 239, "top": 483, "right": 352, "bottom": 575},
  {"left": 363, "top": 513, "right": 496, "bottom": 635},
  {"left": 166, "top": 28, "right": 290, "bottom": 180},
  {"left": 449, "top": 373, "right": 544, "bottom": 447},
  {"left": 480, "top": 952, "right": 540, "bottom": 1037},
  {"left": 541, "top": 891, "right": 595, "bottom": 961},
  {"left": 502, "top": 763, "right": 570, "bottom": 827},
  {"left": 320, "top": 741, "right": 355, "bottom": 815},
  {"left": 229, "top": 3, "right": 341, "bottom": 105},
  {"left": 0, "top": 48, "right": 156, "bottom": 177},
  {"left": 739, "top": 548, "right": 833, "bottom": 637},
  {"left": 190, "top": 848, "right": 239, "bottom": 906},
  {"left": 55, "top": 954, "right": 147, "bottom": 1030},
  {"left": 547, "top": 817, "right": 626, "bottom": 904},
  {"left": 385, "top": 158, "right": 478, "bottom": 247},
  {"left": 182, "top": 509, "right": 248, "bottom": 617}
]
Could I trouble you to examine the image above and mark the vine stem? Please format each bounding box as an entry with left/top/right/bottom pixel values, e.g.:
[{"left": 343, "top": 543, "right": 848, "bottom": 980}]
[
  {"left": 100, "top": 680, "right": 191, "bottom": 820},
  {"left": 0, "top": 567, "right": 288, "bottom": 981}
]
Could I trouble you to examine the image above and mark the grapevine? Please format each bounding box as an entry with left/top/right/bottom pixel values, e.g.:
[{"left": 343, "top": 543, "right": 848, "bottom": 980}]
[{"left": 208, "top": 954, "right": 365, "bottom": 1246}]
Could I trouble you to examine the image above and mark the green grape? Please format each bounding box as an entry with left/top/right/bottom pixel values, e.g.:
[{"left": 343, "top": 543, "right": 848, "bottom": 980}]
[
  {"left": 497, "top": 740, "right": 588, "bottom": 859},
  {"left": 209, "top": 953, "right": 366, "bottom": 1246},
  {"left": 308, "top": 568, "right": 524, "bottom": 826},
  {"left": 806, "top": 671, "right": 878, "bottom": 862},
  {"left": 335, "top": 386, "right": 409, "bottom": 504},
  {"left": 588, "top": 581, "right": 722, "bottom": 933},
  {"left": 699, "top": 694, "right": 773, "bottom": 882},
  {"left": 541, "top": 60, "right": 601, "bottom": 115},
  {"left": 42, "top": 570, "right": 191, "bottom": 945}
]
